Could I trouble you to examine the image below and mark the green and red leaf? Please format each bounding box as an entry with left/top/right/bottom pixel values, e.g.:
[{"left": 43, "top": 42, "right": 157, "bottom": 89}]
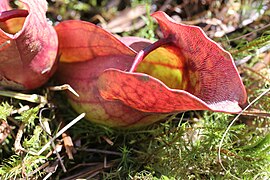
[
  {"left": 56, "top": 12, "right": 247, "bottom": 128},
  {"left": 98, "top": 11, "right": 247, "bottom": 114},
  {"left": 55, "top": 20, "right": 136, "bottom": 63},
  {"left": 0, "top": 0, "right": 58, "bottom": 90},
  {"left": 55, "top": 20, "right": 161, "bottom": 128}
]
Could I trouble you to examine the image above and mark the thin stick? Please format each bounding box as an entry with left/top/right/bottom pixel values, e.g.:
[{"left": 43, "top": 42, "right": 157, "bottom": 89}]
[
  {"left": 79, "top": 148, "right": 122, "bottom": 156},
  {"left": 14, "top": 123, "right": 26, "bottom": 155},
  {"left": 11, "top": 105, "right": 30, "bottom": 115},
  {"left": 39, "top": 108, "right": 52, "bottom": 135},
  {"left": 48, "top": 84, "right": 79, "bottom": 97},
  {"left": 0, "top": 90, "right": 47, "bottom": 104},
  {"left": 218, "top": 87, "right": 270, "bottom": 176},
  {"left": 51, "top": 142, "right": 67, "bottom": 172},
  {"left": 27, "top": 162, "right": 50, "bottom": 177},
  {"left": 229, "top": 23, "right": 270, "bottom": 42},
  {"left": 43, "top": 172, "right": 53, "bottom": 180},
  {"left": 67, "top": 163, "right": 100, "bottom": 172},
  {"left": 243, "top": 65, "right": 270, "bottom": 82},
  {"left": 235, "top": 43, "right": 270, "bottom": 66},
  {"left": 37, "top": 113, "right": 85, "bottom": 155},
  {"left": 101, "top": 136, "right": 114, "bottom": 146},
  {"left": 241, "top": 110, "right": 270, "bottom": 118}
]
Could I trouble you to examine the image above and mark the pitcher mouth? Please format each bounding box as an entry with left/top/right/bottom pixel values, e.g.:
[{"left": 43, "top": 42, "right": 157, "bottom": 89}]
[
  {"left": 129, "top": 37, "right": 199, "bottom": 94},
  {"left": 0, "top": 9, "right": 28, "bottom": 34}
]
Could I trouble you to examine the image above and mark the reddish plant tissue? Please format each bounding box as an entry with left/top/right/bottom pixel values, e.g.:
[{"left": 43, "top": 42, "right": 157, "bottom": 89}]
[
  {"left": 56, "top": 11, "right": 247, "bottom": 128},
  {"left": 0, "top": 0, "right": 58, "bottom": 90}
]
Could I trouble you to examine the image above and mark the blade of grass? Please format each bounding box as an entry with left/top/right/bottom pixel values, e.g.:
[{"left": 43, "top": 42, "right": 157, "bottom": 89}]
[
  {"left": 37, "top": 113, "right": 85, "bottom": 155},
  {"left": 0, "top": 90, "right": 47, "bottom": 104},
  {"left": 218, "top": 87, "right": 270, "bottom": 176}
]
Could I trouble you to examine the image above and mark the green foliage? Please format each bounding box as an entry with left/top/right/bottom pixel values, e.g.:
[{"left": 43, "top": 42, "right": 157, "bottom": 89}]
[
  {"left": 15, "top": 106, "right": 39, "bottom": 126},
  {"left": 132, "top": 170, "right": 175, "bottom": 180},
  {"left": 226, "top": 29, "right": 270, "bottom": 64},
  {"left": 65, "top": 111, "right": 270, "bottom": 179},
  {"left": 0, "top": 154, "right": 47, "bottom": 179},
  {"left": 136, "top": 4, "right": 157, "bottom": 41},
  {"left": 123, "top": 1, "right": 157, "bottom": 41},
  {"left": 48, "top": 0, "right": 91, "bottom": 20},
  {"left": 23, "top": 125, "right": 49, "bottom": 152},
  {"left": 0, "top": 103, "right": 54, "bottom": 178},
  {"left": 127, "top": 112, "right": 269, "bottom": 179},
  {"left": 0, "top": 102, "right": 13, "bottom": 121},
  {"left": 242, "top": 133, "right": 270, "bottom": 160}
]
